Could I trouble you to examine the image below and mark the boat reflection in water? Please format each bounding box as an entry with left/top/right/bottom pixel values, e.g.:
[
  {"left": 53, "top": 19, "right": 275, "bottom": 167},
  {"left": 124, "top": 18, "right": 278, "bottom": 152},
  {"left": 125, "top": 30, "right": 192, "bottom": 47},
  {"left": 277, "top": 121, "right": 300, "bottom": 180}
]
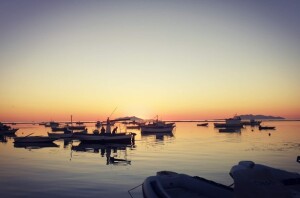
[
  {"left": 14, "top": 142, "right": 59, "bottom": 149},
  {"left": 142, "top": 132, "right": 174, "bottom": 141},
  {"left": 71, "top": 143, "right": 134, "bottom": 165}
]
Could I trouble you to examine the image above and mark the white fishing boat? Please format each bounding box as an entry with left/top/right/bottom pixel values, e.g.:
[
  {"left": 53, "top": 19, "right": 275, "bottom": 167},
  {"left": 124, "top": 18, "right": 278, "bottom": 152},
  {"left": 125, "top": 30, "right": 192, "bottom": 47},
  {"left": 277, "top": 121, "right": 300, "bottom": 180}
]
[
  {"left": 142, "top": 171, "right": 233, "bottom": 198},
  {"left": 214, "top": 116, "right": 243, "bottom": 128},
  {"left": 141, "top": 117, "right": 175, "bottom": 133}
]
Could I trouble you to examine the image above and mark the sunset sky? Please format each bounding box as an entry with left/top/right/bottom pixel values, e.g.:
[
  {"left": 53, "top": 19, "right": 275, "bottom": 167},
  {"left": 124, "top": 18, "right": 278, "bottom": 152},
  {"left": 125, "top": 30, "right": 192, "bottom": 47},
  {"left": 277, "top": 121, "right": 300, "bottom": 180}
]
[{"left": 1, "top": 0, "right": 299, "bottom": 122}]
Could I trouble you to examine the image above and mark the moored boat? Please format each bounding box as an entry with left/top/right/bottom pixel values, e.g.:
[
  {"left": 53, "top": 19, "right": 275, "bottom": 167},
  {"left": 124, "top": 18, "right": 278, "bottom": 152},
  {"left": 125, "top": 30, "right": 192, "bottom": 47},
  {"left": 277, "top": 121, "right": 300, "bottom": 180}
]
[
  {"left": 14, "top": 142, "right": 59, "bottom": 149},
  {"left": 74, "top": 132, "right": 135, "bottom": 143},
  {"left": 197, "top": 123, "right": 208, "bottom": 127},
  {"left": 230, "top": 161, "right": 300, "bottom": 197},
  {"left": 95, "top": 121, "right": 102, "bottom": 128},
  {"left": 14, "top": 136, "right": 57, "bottom": 143},
  {"left": 214, "top": 116, "right": 243, "bottom": 128},
  {"left": 47, "top": 131, "right": 73, "bottom": 139},
  {"left": 65, "top": 125, "right": 86, "bottom": 130},
  {"left": 142, "top": 171, "right": 233, "bottom": 198},
  {"left": 45, "top": 121, "right": 59, "bottom": 128},
  {"left": 0, "top": 122, "right": 19, "bottom": 135},
  {"left": 141, "top": 118, "right": 175, "bottom": 133},
  {"left": 259, "top": 125, "right": 276, "bottom": 130},
  {"left": 142, "top": 161, "right": 300, "bottom": 198}
]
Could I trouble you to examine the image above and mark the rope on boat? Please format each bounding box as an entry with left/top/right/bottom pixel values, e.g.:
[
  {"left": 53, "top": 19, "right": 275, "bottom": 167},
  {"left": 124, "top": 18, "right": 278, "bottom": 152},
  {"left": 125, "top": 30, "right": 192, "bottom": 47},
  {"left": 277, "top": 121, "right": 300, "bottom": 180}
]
[{"left": 128, "top": 183, "right": 143, "bottom": 198}]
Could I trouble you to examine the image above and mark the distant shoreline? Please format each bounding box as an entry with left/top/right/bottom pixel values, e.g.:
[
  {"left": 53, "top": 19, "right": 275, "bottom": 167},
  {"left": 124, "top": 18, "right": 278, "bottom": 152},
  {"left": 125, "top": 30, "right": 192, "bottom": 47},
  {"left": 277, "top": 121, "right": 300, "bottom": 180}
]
[{"left": 2, "top": 119, "right": 300, "bottom": 124}]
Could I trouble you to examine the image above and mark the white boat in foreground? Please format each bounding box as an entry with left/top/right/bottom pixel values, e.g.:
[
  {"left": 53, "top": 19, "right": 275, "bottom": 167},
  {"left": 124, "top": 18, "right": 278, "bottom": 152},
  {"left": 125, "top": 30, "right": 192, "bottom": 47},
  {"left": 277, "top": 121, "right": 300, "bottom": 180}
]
[{"left": 142, "top": 161, "right": 300, "bottom": 198}]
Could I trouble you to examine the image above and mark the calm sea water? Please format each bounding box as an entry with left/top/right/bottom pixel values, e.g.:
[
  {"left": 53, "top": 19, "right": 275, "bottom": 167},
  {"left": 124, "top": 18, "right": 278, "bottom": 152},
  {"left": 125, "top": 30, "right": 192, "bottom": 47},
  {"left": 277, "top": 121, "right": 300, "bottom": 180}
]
[{"left": 0, "top": 121, "right": 299, "bottom": 198}]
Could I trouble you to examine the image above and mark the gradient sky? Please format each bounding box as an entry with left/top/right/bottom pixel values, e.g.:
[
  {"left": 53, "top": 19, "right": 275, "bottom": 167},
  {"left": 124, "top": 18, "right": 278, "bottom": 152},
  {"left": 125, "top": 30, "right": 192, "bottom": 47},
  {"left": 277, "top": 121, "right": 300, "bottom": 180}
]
[{"left": 0, "top": 0, "right": 299, "bottom": 121}]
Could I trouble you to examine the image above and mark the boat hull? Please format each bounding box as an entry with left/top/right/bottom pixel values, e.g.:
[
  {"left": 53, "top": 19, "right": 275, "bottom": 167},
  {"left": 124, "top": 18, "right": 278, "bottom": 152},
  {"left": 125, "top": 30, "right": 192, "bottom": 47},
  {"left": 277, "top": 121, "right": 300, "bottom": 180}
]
[
  {"left": 14, "top": 136, "right": 57, "bottom": 143},
  {"left": 214, "top": 123, "right": 243, "bottom": 128},
  {"left": 14, "top": 142, "right": 59, "bottom": 149},
  {"left": 143, "top": 171, "right": 233, "bottom": 198},
  {"left": 0, "top": 128, "right": 18, "bottom": 135},
  {"left": 74, "top": 133, "right": 135, "bottom": 143},
  {"left": 230, "top": 161, "right": 300, "bottom": 197},
  {"left": 47, "top": 132, "right": 73, "bottom": 139}
]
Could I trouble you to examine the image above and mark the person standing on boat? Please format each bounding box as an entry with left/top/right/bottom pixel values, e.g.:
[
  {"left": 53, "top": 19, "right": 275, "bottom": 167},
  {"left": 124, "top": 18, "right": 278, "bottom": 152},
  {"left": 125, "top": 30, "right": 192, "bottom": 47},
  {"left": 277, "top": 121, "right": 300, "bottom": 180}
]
[
  {"left": 106, "top": 117, "right": 111, "bottom": 134},
  {"left": 112, "top": 127, "right": 118, "bottom": 134},
  {"left": 100, "top": 126, "right": 105, "bottom": 134}
]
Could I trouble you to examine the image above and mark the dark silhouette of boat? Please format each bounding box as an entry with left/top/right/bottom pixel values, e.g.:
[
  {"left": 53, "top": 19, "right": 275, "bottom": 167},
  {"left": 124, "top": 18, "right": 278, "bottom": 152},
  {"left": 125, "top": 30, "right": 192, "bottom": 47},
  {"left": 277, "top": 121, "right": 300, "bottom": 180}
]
[
  {"left": 141, "top": 161, "right": 300, "bottom": 198},
  {"left": 259, "top": 125, "right": 276, "bottom": 130},
  {"left": 14, "top": 142, "right": 59, "bottom": 149},
  {"left": 197, "top": 123, "right": 208, "bottom": 127},
  {"left": 141, "top": 117, "right": 175, "bottom": 133},
  {"left": 214, "top": 116, "right": 243, "bottom": 128},
  {"left": 0, "top": 122, "right": 19, "bottom": 135}
]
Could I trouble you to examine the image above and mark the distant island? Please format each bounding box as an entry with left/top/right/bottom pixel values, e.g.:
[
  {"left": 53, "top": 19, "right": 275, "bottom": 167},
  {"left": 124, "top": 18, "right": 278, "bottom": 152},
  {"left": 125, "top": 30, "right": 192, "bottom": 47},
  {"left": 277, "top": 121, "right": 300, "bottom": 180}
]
[{"left": 238, "top": 114, "right": 285, "bottom": 120}]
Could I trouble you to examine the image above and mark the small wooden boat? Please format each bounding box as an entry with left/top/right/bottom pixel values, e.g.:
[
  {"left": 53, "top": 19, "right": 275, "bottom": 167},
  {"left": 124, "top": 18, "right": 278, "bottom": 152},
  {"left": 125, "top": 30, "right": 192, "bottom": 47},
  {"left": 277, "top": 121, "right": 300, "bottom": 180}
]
[
  {"left": 197, "top": 123, "right": 208, "bottom": 126},
  {"left": 259, "top": 125, "right": 276, "bottom": 130},
  {"left": 143, "top": 171, "right": 233, "bottom": 198},
  {"left": 14, "top": 135, "right": 57, "bottom": 143}
]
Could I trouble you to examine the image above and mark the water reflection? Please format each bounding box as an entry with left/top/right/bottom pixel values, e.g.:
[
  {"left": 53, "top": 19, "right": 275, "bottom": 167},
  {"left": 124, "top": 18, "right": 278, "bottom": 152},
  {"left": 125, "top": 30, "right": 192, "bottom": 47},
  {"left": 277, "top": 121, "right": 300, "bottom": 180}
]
[
  {"left": 71, "top": 143, "right": 134, "bottom": 165},
  {"left": 141, "top": 132, "right": 174, "bottom": 141},
  {"left": 14, "top": 142, "right": 59, "bottom": 149}
]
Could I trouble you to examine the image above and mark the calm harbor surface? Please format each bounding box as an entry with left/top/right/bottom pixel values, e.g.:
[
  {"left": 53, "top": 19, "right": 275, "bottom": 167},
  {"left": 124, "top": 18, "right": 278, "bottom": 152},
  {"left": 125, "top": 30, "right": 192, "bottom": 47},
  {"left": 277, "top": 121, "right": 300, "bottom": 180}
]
[{"left": 0, "top": 121, "right": 299, "bottom": 198}]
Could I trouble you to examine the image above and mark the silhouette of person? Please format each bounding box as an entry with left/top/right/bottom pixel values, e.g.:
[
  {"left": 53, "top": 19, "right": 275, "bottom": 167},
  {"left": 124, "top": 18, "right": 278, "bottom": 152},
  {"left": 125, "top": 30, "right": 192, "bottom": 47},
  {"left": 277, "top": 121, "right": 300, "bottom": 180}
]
[
  {"left": 112, "top": 127, "right": 118, "bottom": 134},
  {"left": 101, "top": 126, "right": 105, "bottom": 134}
]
